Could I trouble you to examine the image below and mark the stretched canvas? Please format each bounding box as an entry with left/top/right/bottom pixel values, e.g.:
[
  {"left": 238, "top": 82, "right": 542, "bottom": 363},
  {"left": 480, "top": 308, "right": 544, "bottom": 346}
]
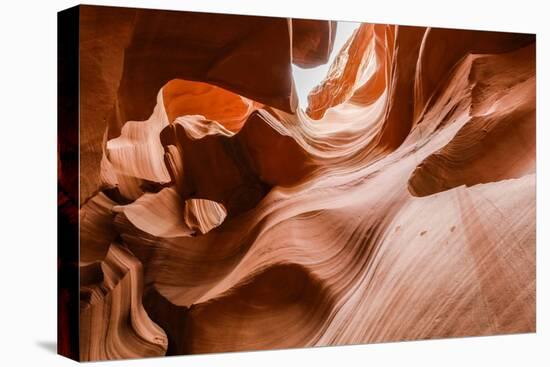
[{"left": 57, "top": 4, "right": 536, "bottom": 362}]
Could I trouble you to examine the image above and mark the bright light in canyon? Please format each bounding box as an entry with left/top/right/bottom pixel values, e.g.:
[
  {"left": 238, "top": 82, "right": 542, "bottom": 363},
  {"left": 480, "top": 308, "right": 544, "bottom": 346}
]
[{"left": 292, "top": 21, "right": 361, "bottom": 110}]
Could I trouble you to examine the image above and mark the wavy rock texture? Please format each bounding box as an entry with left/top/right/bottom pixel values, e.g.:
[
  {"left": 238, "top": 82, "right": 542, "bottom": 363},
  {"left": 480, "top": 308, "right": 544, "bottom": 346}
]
[
  {"left": 78, "top": 6, "right": 536, "bottom": 361},
  {"left": 79, "top": 244, "right": 168, "bottom": 360}
]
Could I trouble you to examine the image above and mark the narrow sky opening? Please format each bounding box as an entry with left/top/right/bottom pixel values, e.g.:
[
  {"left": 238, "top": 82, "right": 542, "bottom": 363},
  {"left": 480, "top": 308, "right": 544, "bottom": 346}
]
[{"left": 292, "top": 21, "right": 362, "bottom": 110}]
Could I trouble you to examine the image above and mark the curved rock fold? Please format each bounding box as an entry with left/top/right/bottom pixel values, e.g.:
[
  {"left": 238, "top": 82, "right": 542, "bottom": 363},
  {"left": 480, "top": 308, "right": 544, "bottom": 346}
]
[{"left": 77, "top": 5, "right": 536, "bottom": 361}]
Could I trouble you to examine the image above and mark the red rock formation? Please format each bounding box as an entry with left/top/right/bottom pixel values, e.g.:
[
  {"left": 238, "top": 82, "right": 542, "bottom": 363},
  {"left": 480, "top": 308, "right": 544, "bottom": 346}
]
[
  {"left": 162, "top": 79, "right": 260, "bottom": 132},
  {"left": 79, "top": 244, "right": 167, "bottom": 360},
  {"left": 412, "top": 28, "right": 536, "bottom": 124},
  {"left": 408, "top": 44, "right": 535, "bottom": 196},
  {"left": 80, "top": 193, "right": 117, "bottom": 264},
  {"left": 376, "top": 26, "right": 426, "bottom": 150},
  {"left": 79, "top": 6, "right": 135, "bottom": 200},
  {"left": 306, "top": 23, "right": 375, "bottom": 119},
  {"left": 105, "top": 10, "right": 335, "bottom": 136},
  {"left": 78, "top": 5, "right": 334, "bottom": 204},
  {"left": 74, "top": 5, "right": 536, "bottom": 362},
  {"left": 292, "top": 19, "right": 337, "bottom": 68},
  {"left": 159, "top": 109, "right": 311, "bottom": 216}
]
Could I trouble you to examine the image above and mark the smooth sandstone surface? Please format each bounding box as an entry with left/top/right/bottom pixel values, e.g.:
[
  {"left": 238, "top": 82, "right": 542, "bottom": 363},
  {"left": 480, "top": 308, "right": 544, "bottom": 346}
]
[{"left": 77, "top": 6, "right": 536, "bottom": 361}]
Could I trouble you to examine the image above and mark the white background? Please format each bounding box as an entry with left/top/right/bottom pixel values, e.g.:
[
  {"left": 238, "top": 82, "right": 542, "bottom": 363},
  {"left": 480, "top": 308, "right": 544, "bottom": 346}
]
[{"left": 0, "top": 0, "right": 547, "bottom": 365}]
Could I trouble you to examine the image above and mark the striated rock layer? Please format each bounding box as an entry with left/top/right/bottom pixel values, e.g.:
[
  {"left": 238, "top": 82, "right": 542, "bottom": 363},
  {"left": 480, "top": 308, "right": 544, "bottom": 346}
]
[{"left": 77, "top": 5, "right": 536, "bottom": 361}]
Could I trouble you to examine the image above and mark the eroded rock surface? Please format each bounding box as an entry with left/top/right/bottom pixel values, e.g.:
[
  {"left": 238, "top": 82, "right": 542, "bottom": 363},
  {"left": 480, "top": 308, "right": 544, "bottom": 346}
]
[{"left": 77, "top": 6, "right": 536, "bottom": 361}]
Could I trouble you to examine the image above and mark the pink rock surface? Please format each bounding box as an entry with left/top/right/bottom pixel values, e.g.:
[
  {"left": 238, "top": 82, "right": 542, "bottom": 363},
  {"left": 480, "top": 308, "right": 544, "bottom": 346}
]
[{"left": 76, "top": 6, "right": 536, "bottom": 361}]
